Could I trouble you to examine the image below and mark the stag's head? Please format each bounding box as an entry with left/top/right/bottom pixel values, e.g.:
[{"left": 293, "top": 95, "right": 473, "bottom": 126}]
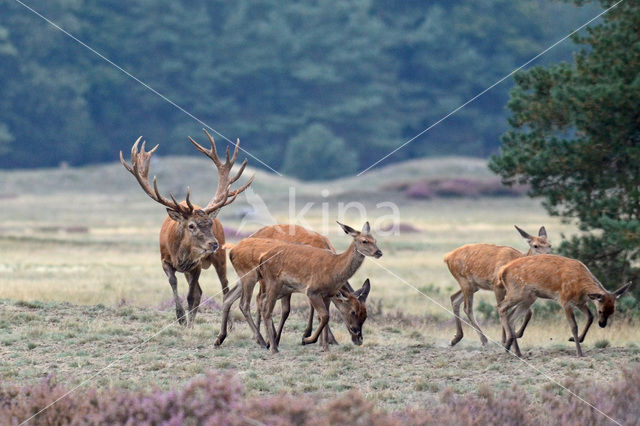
[
  {"left": 589, "top": 282, "right": 632, "bottom": 327},
  {"left": 120, "top": 130, "right": 254, "bottom": 259},
  {"left": 515, "top": 225, "right": 551, "bottom": 255},
  {"left": 166, "top": 204, "right": 219, "bottom": 256},
  {"left": 337, "top": 222, "right": 382, "bottom": 258},
  {"left": 333, "top": 279, "right": 371, "bottom": 345}
]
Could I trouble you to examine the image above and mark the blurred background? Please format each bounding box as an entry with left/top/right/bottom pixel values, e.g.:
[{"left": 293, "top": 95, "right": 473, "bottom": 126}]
[{"left": 0, "top": 0, "right": 595, "bottom": 178}]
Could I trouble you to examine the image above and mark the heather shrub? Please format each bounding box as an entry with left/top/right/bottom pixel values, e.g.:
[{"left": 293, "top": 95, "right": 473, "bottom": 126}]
[
  {"left": 405, "top": 178, "right": 528, "bottom": 199},
  {"left": 2, "top": 367, "right": 639, "bottom": 425}
]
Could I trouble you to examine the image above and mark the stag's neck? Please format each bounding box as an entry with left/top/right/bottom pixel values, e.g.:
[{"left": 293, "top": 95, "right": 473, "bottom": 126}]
[
  {"left": 331, "top": 241, "right": 365, "bottom": 285},
  {"left": 174, "top": 228, "right": 203, "bottom": 272}
]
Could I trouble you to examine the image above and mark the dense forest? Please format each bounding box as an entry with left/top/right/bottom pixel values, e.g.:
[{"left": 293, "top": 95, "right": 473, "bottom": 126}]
[{"left": 0, "top": 0, "right": 597, "bottom": 178}]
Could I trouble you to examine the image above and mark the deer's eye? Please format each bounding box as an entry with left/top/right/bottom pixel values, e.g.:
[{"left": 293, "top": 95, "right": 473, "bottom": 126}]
[
  {"left": 361, "top": 240, "right": 368, "bottom": 244},
  {"left": 351, "top": 311, "right": 356, "bottom": 316},
  {"left": 188, "top": 223, "right": 196, "bottom": 230},
  {"left": 533, "top": 244, "right": 539, "bottom": 248}
]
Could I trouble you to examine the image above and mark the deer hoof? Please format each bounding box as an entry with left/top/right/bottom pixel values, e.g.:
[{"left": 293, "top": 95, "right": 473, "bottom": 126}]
[{"left": 450, "top": 335, "right": 462, "bottom": 346}]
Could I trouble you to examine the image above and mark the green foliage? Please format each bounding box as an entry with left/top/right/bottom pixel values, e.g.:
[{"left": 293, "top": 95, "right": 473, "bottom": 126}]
[
  {"left": 0, "top": 1, "right": 595, "bottom": 178},
  {"left": 489, "top": 0, "right": 640, "bottom": 297},
  {"left": 282, "top": 123, "right": 357, "bottom": 180}
]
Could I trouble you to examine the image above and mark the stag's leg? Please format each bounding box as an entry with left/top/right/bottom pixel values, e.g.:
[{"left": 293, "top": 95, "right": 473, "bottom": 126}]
[
  {"left": 163, "top": 262, "right": 186, "bottom": 325},
  {"left": 275, "top": 294, "right": 291, "bottom": 346},
  {"left": 450, "top": 289, "right": 464, "bottom": 346},
  {"left": 214, "top": 283, "right": 242, "bottom": 346},
  {"left": 462, "top": 290, "right": 487, "bottom": 346},
  {"left": 212, "top": 249, "right": 230, "bottom": 298},
  {"left": 569, "top": 304, "right": 594, "bottom": 343},
  {"left": 302, "top": 293, "right": 330, "bottom": 349},
  {"left": 564, "top": 305, "right": 583, "bottom": 357},
  {"left": 498, "top": 296, "right": 522, "bottom": 357},
  {"left": 185, "top": 268, "right": 202, "bottom": 327}
]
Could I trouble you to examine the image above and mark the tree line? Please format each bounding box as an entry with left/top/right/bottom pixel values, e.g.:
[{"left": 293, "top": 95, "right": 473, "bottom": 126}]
[{"left": 0, "top": 0, "right": 594, "bottom": 178}]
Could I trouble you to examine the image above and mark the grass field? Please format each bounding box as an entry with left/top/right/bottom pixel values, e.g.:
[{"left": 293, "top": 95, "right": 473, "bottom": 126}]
[{"left": 1, "top": 157, "right": 639, "bottom": 419}]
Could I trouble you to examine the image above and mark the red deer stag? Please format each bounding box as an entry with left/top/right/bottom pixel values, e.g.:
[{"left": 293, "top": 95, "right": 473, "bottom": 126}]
[
  {"left": 120, "top": 130, "right": 253, "bottom": 326},
  {"left": 444, "top": 225, "right": 550, "bottom": 346},
  {"left": 257, "top": 222, "right": 382, "bottom": 353},
  {"left": 496, "top": 254, "right": 631, "bottom": 357},
  {"left": 214, "top": 224, "right": 371, "bottom": 348}
]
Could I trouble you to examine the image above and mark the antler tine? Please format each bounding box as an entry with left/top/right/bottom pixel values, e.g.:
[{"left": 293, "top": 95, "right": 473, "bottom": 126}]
[
  {"left": 121, "top": 137, "right": 188, "bottom": 215},
  {"left": 226, "top": 173, "right": 255, "bottom": 199},
  {"left": 229, "top": 138, "right": 241, "bottom": 166},
  {"left": 188, "top": 133, "right": 222, "bottom": 166}
]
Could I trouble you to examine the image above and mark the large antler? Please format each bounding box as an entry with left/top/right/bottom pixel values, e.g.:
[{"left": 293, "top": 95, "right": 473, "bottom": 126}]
[
  {"left": 188, "top": 129, "right": 255, "bottom": 216},
  {"left": 120, "top": 137, "right": 194, "bottom": 216}
]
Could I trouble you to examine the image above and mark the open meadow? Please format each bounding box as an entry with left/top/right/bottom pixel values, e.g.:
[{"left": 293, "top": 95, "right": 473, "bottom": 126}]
[{"left": 1, "top": 157, "right": 639, "bottom": 423}]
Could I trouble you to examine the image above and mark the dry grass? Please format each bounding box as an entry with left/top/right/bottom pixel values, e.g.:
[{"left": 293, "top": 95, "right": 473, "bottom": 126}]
[{"left": 1, "top": 157, "right": 639, "bottom": 415}]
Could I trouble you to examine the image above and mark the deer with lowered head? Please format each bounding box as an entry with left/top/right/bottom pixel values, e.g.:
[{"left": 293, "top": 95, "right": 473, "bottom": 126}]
[
  {"left": 257, "top": 222, "right": 382, "bottom": 353},
  {"left": 495, "top": 254, "right": 632, "bottom": 357},
  {"left": 252, "top": 224, "right": 368, "bottom": 345},
  {"left": 120, "top": 129, "right": 253, "bottom": 326},
  {"left": 214, "top": 224, "right": 371, "bottom": 348},
  {"left": 443, "top": 225, "right": 551, "bottom": 346}
]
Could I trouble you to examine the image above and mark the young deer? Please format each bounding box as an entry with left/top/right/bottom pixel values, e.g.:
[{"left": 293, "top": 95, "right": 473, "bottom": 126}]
[
  {"left": 120, "top": 130, "right": 253, "bottom": 326},
  {"left": 496, "top": 254, "right": 632, "bottom": 357},
  {"left": 257, "top": 222, "right": 382, "bottom": 353},
  {"left": 214, "top": 227, "right": 371, "bottom": 348},
  {"left": 444, "top": 225, "right": 550, "bottom": 346},
  {"left": 250, "top": 224, "right": 361, "bottom": 345}
]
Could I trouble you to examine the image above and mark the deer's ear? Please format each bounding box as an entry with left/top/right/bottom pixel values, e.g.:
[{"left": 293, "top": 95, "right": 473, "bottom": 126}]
[
  {"left": 588, "top": 293, "right": 605, "bottom": 302},
  {"left": 337, "top": 221, "right": 358, "bottom": 236},
  {"left": 334, "top": 289, "right": 350, "bottom": 302},
  {"left": 361, "top": 221, "right": 371, "bottom": 235},
  {"left": 614, "top": 281, "right": 632, "bottom": 298},
  {"left": 514, "top": 225, "right": 532, "bottom": 240},
  {"left": 167, "top": 208, "right": 184, "bottom": 222},
  {"left": 357, "top": 279, "right": 371, "bottom": 302},
  {"left": 208, "top": 209, "right": 220, "bottom": 220},
  {"left": 538, "top": 226, "right": 547, "bottom": 238}
]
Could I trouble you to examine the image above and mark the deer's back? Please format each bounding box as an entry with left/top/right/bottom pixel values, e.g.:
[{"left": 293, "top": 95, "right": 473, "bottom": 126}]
[
  {"left": 251, "top": 224, "right": 334, "bottom": 251},
  {"left": 444, "top": 244, "right": 523, "bottom": 288},
  {"left": 497, "top": 254, "right": 595, "bottom": 301}
]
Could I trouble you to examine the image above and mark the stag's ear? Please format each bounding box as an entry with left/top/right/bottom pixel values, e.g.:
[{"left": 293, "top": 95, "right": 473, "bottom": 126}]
[
  {"left": 614, "top": 281, "right": 632, "bottom": 298},
  {"left": 514, "top": 225, "right": 532, "bottom": 240},
  {"left": 538, "top": 226, "right": 547, "bottom": 238},
  {"left": 357, "top": 279, "right": 371, "bottom": 302},
  {"left": 361, "top": 221, "right": 371, "bottom": 235},
  {"left": 167, "top": 208, "right": 184, "bottom": 222},
  {"left": 337, "top": 221, "right": 358, "bottom": 236},
  {"left": 588, "top": 293, "right": 606, "bottom": 302}
]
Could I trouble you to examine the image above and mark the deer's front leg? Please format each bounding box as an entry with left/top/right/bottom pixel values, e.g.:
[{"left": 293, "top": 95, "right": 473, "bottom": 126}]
[
  {"left": 163, "top": 263, "right": 186, "bottom": 325},
  {"left": 302, "top": 293, "right": 330, "bottom": 348},
  {"left": 564, "top": 306, "right": 583, "bottom": 357},
  {"left": 185, "top": 268, "right": 202, "bottom": 327},
  {"left": 569, "top": 304, "right": 593, "bottom": 343}
]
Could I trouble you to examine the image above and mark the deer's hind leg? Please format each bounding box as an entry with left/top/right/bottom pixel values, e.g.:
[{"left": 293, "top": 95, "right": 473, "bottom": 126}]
[{"left": 461, "top": 284, "right": 487, "bottom": 346}]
